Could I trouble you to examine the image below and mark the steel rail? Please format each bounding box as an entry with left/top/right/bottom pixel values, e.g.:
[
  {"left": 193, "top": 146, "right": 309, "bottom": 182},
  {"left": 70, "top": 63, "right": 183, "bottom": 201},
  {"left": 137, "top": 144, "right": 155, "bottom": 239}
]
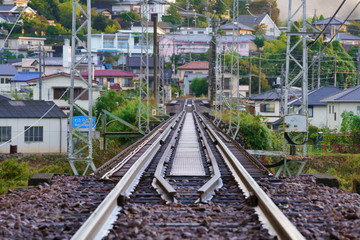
[
  {"left": 96, "top": 116, "right": 172, "bottom": 176},
  {"left": 193, "top": 111, "right": 223, "bottom": 203},
  {"left": 152, "top": 110, "right": 186, "bottom": 204},
  {"left": 71, "top": 113, "right": 183, "bottom": 240},
  {"left": 197, "top": 112, "right": 306, "bottom": 240}
]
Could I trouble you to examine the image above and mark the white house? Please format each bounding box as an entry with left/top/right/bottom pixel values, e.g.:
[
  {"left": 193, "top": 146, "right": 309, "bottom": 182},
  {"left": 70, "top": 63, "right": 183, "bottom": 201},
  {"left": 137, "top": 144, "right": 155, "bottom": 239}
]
[
  {"left": 0, "top": 100, "right": 67, "bottom": 154},
  {"left": 0, "top": 64, "right": 17, "bottom": 92},
  {"left": 0, "top": 36, "right": 54, "bottom": 57},
  {"left": 290, "top": 86, "right": 342, "bottom": 128},
  {"left": 112, "top": 0, "right": 170, "bottom": 20},
  {"left": 27, "top": 72, "right": 101, "bottom": 111},
  {"left": 237, "top": 14, "right": 281, "bottom": 37},
  {"left": 321, "top": 85, "right": 360, "bottom": 130},
  {"left": 249, "top": 87, "right": 302, "bottom": 124}
]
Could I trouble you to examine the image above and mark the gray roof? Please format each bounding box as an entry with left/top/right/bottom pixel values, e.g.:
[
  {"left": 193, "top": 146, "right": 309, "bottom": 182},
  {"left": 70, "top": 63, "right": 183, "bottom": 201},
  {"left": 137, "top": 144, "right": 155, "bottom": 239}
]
[
  {"left": 321, "top": 85, "right": 360, "bottom": 102},
  {"left": 127, "top": 56, "right": 154, "bottom": 68},
  {"left": 0, "top": 94, "right": 10, "bottom": 101},
  {"left": 336, "top": 33, "right": 360, "bottom": 41},
  {"left": 291, "top": 86, "right": 342, "bottom": 106},
  {"left": 0, "top": 100, "right": 67, "bottom": 118},
  {"left": 0, "top": 64, "right": 17, "bottom": 76},
  {"left": 163, "top": 34, "right": 255, "bottom": 43},
  {"left": 12, "top": 72, "right": 42, "bottom": 82},
  {"left": 250, "top": 87, "right": 301, "bottom": 101},
  {"left": 314, "top": 17, "right": 351, "bottom": 26},
  {"left": 0, "top": 4, "right": 17, "bottom": 12},
  {"left": 0, "top": 14, "right": 17, "bottom": 23},
  {"left": 220, "top": 22, "right": 254, "bottom": 31},
  {"left": 12, "top": 57, "right": 64, "bottom": 67},
  {"left": 237, "top": 14, "right": 267, "bottom": 28}
]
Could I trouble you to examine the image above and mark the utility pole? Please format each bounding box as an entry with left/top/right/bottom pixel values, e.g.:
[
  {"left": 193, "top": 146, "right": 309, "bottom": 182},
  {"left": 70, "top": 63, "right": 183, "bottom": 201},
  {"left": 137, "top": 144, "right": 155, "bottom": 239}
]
[
  {"left": 357, "top": 47, "right": 360, "bottom": 85},
  {"left": 38, "top": 43, "right": 42, "bottom": 100},
  {"left": 208, "top": 16, "right": 217, "bottom": 108},
  {"left": 152, "top": 13, "right": 159, "bottom": 106},
  {"left": 249, "top": 55, "right": 252, "bottom": 96},
  {"left": 311, "top": 55, "right": 314, "bottom": 89},
  {"left": 317, "top": 46, "right": 321, "bottom": 88},
  {"left": 333, "top": 55, "right": 337, "bottom": 87},
  {"left": 258, "top": 53, "right": 261, "bottom": 94}
]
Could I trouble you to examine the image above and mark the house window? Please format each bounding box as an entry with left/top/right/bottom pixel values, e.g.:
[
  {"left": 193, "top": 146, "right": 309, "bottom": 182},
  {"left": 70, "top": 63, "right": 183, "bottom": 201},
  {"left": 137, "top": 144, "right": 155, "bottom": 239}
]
[
  {"left": 329, "top": 105, "right": 331, "bottom": 114},
  {"left": 24, "top": 126, "right": 43, "bottom": 142},
  {"left": 0, "top": 78, "right": 4, "bottom": 84},
  {"left": 260, "top": 103, "right": 275, "bottom": 113},
  {"left": 122, "top": 78, "right": 132, "bottom": 87},
  {"left": 107, "top": 78, "right": 114, "bottom": 83},
  {"left": 0, "top": 127, "right": 11, "bottom": 142},
  {"left": 332, "top": 105, "right": 334, "bottom": 114},
  {"left": 334, "top": 112, "right": 336, "bottom": 121},
  {"left": 357, "top": 106, "right": 360, "bottom": 115},
  {"left": 117, "top": 39, "right": 128, "bottom": 49},
  {"left": 224, "top": 78, "right": 231, "bottom": 90},
  {"left": 240, "top": 44, "right": 246, "bottom": 49},
  {"left": 103, "top": 38, "right": 114, "bottom": 48},
  {"left": 53, "top": 87, "right": 88, "bottom": 100},
  {"left": 308, "top": 106, "right": 313, "bottom": 118}
]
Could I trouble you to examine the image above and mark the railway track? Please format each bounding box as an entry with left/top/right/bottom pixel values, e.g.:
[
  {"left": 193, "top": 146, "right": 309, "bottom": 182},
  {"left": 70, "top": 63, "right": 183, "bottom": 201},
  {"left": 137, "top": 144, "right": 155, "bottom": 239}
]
[{"left": 72, "top": 99, "right": 305, "bottom": 240}]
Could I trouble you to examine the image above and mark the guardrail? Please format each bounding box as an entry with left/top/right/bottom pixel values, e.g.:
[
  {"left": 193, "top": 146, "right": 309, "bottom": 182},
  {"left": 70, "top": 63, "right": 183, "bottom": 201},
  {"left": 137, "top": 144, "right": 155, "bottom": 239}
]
[
  {"left": 193, "top": 111, "right": 223, "bottom": 203},
  {"left": 197, "top": 112, "right": 305, "bottom": 240},
  {"left": 71, "top": 113, "right": 182, "bottom": 240},
  {"left": 152, "top": 111, "right": 185, "bottom": 203}
]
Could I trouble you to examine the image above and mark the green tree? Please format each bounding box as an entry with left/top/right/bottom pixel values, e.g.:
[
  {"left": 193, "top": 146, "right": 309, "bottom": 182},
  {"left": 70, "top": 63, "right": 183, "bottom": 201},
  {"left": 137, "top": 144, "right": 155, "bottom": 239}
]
[
  {"left": 116, "top": 12, "right": 141, "bottom": 22},
  {"left": 253, "top": 35, "right": 266, "bottom": 51},
  {"left": 162, "top": 5, "right": 181, "bottom": 25},
  {"left": 253, "top": 23, "right": 268, "bottom": 36},
  {"left": 248, "top": 0, "right": 280, "bottom": 25},
  {"left": 340, "top": 111, "right": 360, "bottom": 146},
  {"left": 28, "top": 0, "right": 60, "bottom": 21},
  {"left": 190, "top": 77, "right": 208, "bottom": 97},
  {"left": 348, "top": 22, "right": 360, "bottom": 36}
]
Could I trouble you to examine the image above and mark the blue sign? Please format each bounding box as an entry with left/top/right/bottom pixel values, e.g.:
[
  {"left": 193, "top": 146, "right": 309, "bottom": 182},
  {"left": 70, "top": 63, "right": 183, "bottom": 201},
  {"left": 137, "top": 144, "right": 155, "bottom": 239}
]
[{"left": 72, "top": 116, "right": 96, "bottom": 132}]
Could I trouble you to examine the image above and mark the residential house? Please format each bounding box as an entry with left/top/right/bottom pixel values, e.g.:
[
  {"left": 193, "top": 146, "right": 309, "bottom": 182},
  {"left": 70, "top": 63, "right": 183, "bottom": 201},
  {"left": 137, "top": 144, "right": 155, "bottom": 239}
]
[
  {"left": 112, "top": 0, "right": 170, "bottom": 20},
  {"left": 178, "top": 61, "right": 209, "bottom": 92},
  {"left": 12, "top": 57, "right": 89, "bottom": 75},
  {"left": 321, "top": 85, "right": 360, "bottom": 130},
  {"left": 314, "top": 17, "right": 351, "bottom": 37},
  {"left": 290, "top": 86, "right": 342, "bottom": 128},
  {"left": 335, "top": 33, "right": 360, "bottom": 51},
  {"left": 0, "top": 4, "right": 35, "bottom": 16},
  {"left": 183, "top": 72, "right": 207, "bottom": 95},
  {"left": 179, "top": 27, "right": 211, "bottom": 35},
  {"left": 89, "top": 31, "right": 153, "bottom": 67},
  {"left": 159, "top": 34, "right": 255, "bottom": 61},
  {"left": 3, "top": 0, "right": 29, "bottom": 7},
  {"left": 131, "top": 21, "right": 173, "bottom": 34},
  {"left": 81, "top": 69, "right": 138, "bottom": 90},
  {"left": 96, "top": 8, "right": 113, "bottom": 19},
  {"left": 0, "top": 64, "right": 17, "bottom": 92},
  {"left": 0, "top": 14, "right": 17, "bottom": 23},
  {"left": 249, "top": 87, "right": 302, "bottom": 125},
  {"left": 27, "top": 72, "right": 101, "bottom": 111},
  {"left": 11, "top": 71, "right": 40, "bottom": 92},
  {"left": 0, "top": 36, "right": 54, "bottom": 57},
  {"left": 0, "top": 100, "right": 67, "bottom": 154},
  {"left": 237, "top": 14, "right": 281, "bottom": 37},
  {"left": 220, "top": 22, "right": 254, "bottom": 36}
]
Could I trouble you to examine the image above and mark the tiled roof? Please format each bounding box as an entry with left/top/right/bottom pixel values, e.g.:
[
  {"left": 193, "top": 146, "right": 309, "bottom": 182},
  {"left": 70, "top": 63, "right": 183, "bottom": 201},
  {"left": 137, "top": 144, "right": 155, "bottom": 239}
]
[
  {"left": 0, "top": 64, "right": 17, "bottom": 76},
  {"left": 162, "top": 34, "right": 255, "bottom": 43},
  {"left": 26, "top": 72, "right": 82, "bottom": 83},
  {"left": 12, "top": 72, "right": 42, "bottom": 82},
  {"left": 127, "top": 57, "right": 155, "bottom": 68},
  {"left": 178, "top": 61, "right": 209, "bottom": 70},
  {"left": 322, "top": 85, "right": 360, "bottom": 102},
  {"left": 250, "top": 87, "right": 302, "bottom": 100},
  {"left": 220, "top": 22, "right": 254, "bottom": 31},
  {"left": 81, "top": 70, "right": 138, "bottom": 77},
  {"left": 237, "top": 14, "right": 267, "bottom": 27},
  {"left": 0, "top": 100, "right": 67, "bottom": 118},
  {"left": 337, "top": 33, "right": 360, "bottom": 41},
  {"left": 314, "top": 17, "right": 351, "bottom": 26},
  {"left": 0, "top": 4, "right": 17, "bottom": 12},
  {"left": 291, "top": 86, "right": 342, "bottom": 106}
]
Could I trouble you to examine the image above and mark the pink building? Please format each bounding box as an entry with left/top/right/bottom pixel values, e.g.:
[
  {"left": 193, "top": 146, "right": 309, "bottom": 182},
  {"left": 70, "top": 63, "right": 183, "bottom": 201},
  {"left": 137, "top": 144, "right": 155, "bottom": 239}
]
[{"left": 159, "top": 34, "right": 256, "bottom": 62}]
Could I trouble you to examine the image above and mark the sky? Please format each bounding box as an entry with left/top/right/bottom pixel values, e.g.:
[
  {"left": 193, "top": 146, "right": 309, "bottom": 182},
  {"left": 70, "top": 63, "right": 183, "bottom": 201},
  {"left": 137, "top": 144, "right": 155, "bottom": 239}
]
[{"left": 277, "top": 0, "right": 360, "bottom": 21}]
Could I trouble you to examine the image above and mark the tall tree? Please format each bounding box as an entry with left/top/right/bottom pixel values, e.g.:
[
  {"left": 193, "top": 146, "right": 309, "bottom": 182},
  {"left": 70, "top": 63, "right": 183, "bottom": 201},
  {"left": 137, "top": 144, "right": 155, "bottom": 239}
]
[
  {"left": 248, "top": 0, "right": 280, "bottom": 25},
  {"left": 28, "top": 0, "right": 60, "bottom": 21},
  {"left": 162, "top": 5, "right": 181, "bottom": 25}
]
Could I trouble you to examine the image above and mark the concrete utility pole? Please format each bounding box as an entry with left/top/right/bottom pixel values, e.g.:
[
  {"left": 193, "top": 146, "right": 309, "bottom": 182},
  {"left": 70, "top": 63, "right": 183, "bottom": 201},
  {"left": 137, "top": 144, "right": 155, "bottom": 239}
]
[
  {"left": 152, "top": 13, "right": 159, "bottom": 106},
  {"left": 208, "top": 16, "right": 217, "bottom": 108},
  {"left": 68, "top": 0, "right": 96, "bottom": 175},
  {"left": 38, "top": 43, "right": 42, "bottom": 100},
  {"left": 357, "top": 47, "right": 360, "bottom": 85},
  {"left": 258, "top": 53, "right": 261, "bottom": 94},
  {"left": 249, "top": 55, "right": 252, "bottom": 96},
  {"left": 317, "top": 45, "right": 321, "bottom": 88},
  {"left": 333, "top": 55, "right": 337, "bottom": 87}
]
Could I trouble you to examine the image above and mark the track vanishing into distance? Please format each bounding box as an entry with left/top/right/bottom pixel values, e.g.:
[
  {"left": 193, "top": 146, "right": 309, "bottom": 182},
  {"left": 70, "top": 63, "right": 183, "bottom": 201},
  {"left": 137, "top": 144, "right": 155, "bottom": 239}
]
[{"left": 72, "top": 99, "right": 305, "bottom": 240}]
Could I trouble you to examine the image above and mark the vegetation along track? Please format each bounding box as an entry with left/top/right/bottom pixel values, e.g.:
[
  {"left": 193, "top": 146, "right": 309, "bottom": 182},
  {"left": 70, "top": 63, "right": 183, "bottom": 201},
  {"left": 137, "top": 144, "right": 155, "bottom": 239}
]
[{"left": 73, "top": 99, "right": 304, "bottom": 240}]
